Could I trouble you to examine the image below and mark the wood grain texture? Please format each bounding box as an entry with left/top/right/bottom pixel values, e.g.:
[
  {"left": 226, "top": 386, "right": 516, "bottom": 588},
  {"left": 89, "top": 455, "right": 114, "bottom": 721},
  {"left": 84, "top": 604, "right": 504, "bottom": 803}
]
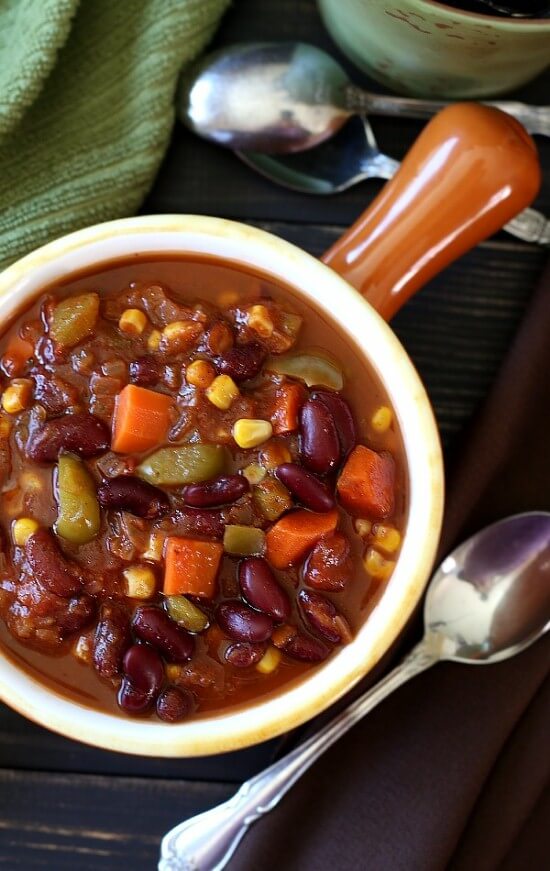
[
  {"left": 0, "top": 769, "right": 235, "bottom": 869},
  {"left": 1, "top": 0, "right": 549, "bottom": 868}
]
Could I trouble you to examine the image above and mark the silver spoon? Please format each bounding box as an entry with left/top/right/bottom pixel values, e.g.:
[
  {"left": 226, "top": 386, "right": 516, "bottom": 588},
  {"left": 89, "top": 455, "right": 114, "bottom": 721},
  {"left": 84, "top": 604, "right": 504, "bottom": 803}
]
[
  {"left": 159, "top": 511, "right": 550, "bottom": 871},
  {"left": 177, "top": 42, "right": 550, "bottom": 153},
  {"left": 238, "top": 116, "right": 550, "bottom": 247}
]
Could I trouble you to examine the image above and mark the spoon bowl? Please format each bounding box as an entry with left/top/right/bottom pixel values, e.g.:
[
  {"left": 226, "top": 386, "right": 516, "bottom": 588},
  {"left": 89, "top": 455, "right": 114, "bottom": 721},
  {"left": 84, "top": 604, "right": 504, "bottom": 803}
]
[
  {"left": 425, "top": 512, "right": 550, "bottom": 663},
  {"left": 177, "top": 41, "right": 550, "bottom": 153},
  {"left": 160, "top": 511, "right": 550, "bottom": 870}
]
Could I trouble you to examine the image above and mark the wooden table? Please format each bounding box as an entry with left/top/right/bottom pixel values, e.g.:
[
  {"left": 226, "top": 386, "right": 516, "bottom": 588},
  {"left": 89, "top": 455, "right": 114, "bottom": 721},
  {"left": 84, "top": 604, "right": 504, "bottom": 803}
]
[{"left": 1, "top": 1, "right": 548, "bottom": 867}]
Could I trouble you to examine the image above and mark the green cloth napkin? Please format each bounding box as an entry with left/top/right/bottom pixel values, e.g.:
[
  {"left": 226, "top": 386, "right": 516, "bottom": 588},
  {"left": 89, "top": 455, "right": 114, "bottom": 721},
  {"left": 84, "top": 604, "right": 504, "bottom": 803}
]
[{"left": 0, "top": 0, "right": 229, "bottom": 271}]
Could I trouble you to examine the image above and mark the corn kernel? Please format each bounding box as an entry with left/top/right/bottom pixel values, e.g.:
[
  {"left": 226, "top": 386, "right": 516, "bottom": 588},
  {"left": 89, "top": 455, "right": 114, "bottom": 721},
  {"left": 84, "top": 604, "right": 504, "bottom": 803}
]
[
  {"left": 371, "top": 405, "right": 393, "bottom": 433},
  {"left": 162, "top": 320, "right": 203, "bottom": 352},
  {"left": 233, "top": 418, "right": 273, "bottom": 449},
  {"left": 206, "top": 374, "right": 239, "bottom": 410},
  {"left": 247, "top": 304, "right": 274, "bottom": 338},
  {"left": 364, "top": 547, "right": 395, "bottom": 581},
  {"left": 119, "top": 308, "right": 147, "bottom": 335},
  {"left": 0, "top": 416, "right": 12, "bottom": 438},
  {"left": 372, "top": 524, "right": 401, "bottom": 554},
  {"left": 2, "top": 379, "right": 33, "bottom": 414},
  {"left": 147, "top": 329, "right": 161, "bottom": 351},
  {"left": 217, "top": 289, "right": 239, "bottom": 309},
  {"left": 124, "top": 565, "right": 157, "bottom": 599},
  {"left": 142, "top": 532, "right": 165, "bottom": 562},
  {"left": 259, "top": 439, "right": 292, "bottom": 469},
  {"left": 256, "top": 645, "right": 282, "bottom": 675},
  {"left": 242, "top": 463, "right": 266, "bottom": 486},
  {"left": 73, "top": 633, "right": 93, "bottom": 663},
  {"left": 12, "top": 517, "right": 40, "bottom": 546},
  {"left": 165, "top": 663, "right": 182, "bottom": 683},
  {"left": 186, "top": 359, "right": 216, "bottom": 389},
  {"left": 354, "top": 518, "right": 372, "bottom": 538}
]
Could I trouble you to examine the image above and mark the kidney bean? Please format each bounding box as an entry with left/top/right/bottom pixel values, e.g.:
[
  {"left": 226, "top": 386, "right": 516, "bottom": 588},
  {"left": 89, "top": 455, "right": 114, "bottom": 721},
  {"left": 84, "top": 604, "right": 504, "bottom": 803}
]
[
  {"left": 239, "top": 557, "right": 290, "bottom": 622},
  {"left": 118, "top": 678, "right": 152, "bottom": 715},
  {"left": 275, "top": 463, "right": 334, "bottom": 513},
  {"left": 298, "top": 589, "right": 352, "bottom": 644},
  {"left": 156, "top": 686, "right": 195, "bottom": 722},
  {"left": 26, "top": 412, "right": 110, "bottom": 462},
  {"left": 312, "top": 390, "right": 356, "bottom": 458},
  {"left": 216, "top": 341, "right": 266, "bottom": 382},
  {"left": 132, "top": 606, "right": 194, "bottom": 663},
  {"left": 25, "top": 528, "right": 82, "bottom": 598},
  {"left": 183, "top": 475, "right": 249, "bottom": 508},
  {"left": 283, "top": 633, "right": 329, "bottom": 662},
  {"left": 224, "top": 641, "right": 266, "bottom": 668},
  {"left": 216, "top": 601, "right": 273, "bottom": 643},
  {"left": 123, "top": 643, "right": 164, "bottom": 695},
  {"left": 303, "top": 532, "right": 354, "bottom": 592},
  {"left": 93, "top": 602, "right": 131, "bottom": 679},
  {"left": 129, "top": 356, "right": 161, "bottom": 387},
  {"left": 299, "top": 399, "right": 340, "bottom": 474},
  {"left": 98, "top": 476, "right": 169, "bottom": 519}
]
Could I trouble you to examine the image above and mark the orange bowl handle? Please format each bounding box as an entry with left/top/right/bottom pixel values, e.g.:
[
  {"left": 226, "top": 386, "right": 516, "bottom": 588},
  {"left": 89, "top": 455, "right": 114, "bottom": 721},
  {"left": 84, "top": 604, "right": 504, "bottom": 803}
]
[{"left": 322, "top": 104, "right": 541, "bottom": 322}]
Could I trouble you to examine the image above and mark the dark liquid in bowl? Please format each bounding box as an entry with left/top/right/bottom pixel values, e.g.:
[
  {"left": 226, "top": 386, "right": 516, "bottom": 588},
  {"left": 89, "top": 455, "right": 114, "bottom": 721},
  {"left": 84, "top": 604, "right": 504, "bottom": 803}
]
[
  {"left": 443, "top": 0, "right": 550, "bottom": 16},
  {"left": 0, "top": 256, "right": 407, "bottom": 722}
]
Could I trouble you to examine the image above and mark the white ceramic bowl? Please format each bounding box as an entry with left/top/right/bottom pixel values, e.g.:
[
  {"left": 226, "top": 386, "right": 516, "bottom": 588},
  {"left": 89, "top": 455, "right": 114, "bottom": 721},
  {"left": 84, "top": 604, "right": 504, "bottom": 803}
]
[{"left": 0, "top": 215, "right": 444, "bottom": 756}]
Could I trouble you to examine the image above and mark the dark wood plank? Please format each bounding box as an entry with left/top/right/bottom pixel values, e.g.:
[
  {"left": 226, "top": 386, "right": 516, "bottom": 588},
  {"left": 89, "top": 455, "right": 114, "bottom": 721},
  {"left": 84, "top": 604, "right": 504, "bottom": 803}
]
[
  {"left": 0, "top": 769, "right": 234, "bottom": 870},
  {"left": 0, "top": 702, "right": 280, "bottom": 781}
]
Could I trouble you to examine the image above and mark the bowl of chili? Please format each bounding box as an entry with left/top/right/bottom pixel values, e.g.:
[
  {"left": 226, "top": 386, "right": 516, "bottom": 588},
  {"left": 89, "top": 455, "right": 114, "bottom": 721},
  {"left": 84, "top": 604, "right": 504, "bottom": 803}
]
[{"left": 0, "top": 104, "right": 540, "bottom": 755}]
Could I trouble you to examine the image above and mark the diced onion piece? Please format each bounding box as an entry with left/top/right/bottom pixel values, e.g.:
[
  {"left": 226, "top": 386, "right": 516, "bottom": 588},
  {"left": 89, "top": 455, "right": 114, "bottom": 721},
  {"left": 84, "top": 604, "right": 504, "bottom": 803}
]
[
  {"left": 124, "top": 565, "right": 157, "bottom": 599},
  {"left": 265, "top": 351, "right": 343, "bottom": 390}
]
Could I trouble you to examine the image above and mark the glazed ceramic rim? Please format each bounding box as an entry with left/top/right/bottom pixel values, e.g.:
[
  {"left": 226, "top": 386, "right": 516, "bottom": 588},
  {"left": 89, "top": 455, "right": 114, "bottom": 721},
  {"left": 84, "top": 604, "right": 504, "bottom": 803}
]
[
  {"left": 419, "top": 0, "right": 550, "bottom": 27},
  {"left": 0, "top": 215, "right": 444, "bottom": 756}
]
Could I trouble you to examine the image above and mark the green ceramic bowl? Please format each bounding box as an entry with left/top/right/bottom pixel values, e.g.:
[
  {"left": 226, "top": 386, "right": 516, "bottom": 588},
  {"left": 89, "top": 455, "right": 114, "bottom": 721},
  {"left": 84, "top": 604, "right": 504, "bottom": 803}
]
[{"left": 318, "top": 0, "right": 550, "bottom": 97}]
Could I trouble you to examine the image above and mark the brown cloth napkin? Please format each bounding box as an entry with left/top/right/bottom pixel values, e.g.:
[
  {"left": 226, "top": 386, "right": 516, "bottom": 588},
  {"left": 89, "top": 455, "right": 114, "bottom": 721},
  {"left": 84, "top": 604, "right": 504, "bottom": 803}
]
[{"left": 231, "top": 261, "right": 550, "bottom": 871}]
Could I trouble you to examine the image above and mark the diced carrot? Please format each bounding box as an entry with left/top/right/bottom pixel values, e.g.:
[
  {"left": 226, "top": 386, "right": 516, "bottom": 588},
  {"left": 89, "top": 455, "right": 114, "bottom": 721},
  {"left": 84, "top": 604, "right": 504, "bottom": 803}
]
[
  {"left": 265, "top": 509, "right": 339, "bottom": 569},
  {"left": 337, "top": 445, "right": 395, "bottom": 519},
  {"left": 271, "top": 382, "right": 306, "bottom": 435},
  {"left": 111, "top": 384, "right": 172, "bottom": 453},
  {"left": 164, "top": 537, "right": 223, "bottom": 598}
]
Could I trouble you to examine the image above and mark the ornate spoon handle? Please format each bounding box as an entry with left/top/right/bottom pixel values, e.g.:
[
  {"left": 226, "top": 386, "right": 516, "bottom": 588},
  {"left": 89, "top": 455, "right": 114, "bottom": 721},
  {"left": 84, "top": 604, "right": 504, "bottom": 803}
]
[
  {"left": 347, "top": 87, "right": 550, "bottom": 139},
  {"left": 158, "top": 641, "right": 436, "bottom": 871}
]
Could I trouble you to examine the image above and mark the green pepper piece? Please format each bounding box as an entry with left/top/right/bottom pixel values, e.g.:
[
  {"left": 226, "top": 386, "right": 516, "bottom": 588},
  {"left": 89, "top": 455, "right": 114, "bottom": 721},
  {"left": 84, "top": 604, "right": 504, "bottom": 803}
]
[
  {"left": 166, "top": 596, "right": 209, "bottom": 633},
  {"left": 265, "top": 351, "right": 344, "bottom": 390},
  {"left": 55, "top": 454, "right": 100, "bottom": 544},
  {"left": 136, "top": 445, "right": 228, "bottom": 486},
  {"left": 50, "top": 293, "right": 99, "bottom": 349},
  {"left": 223, "top": 525, "right": 266, "bottom": 557}
]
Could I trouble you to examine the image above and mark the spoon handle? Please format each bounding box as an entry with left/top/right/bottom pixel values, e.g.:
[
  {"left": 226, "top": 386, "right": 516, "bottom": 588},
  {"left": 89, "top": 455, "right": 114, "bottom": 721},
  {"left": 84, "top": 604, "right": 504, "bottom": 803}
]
[
  {"left": 158, "top": 641, "right": 436, "bottom": 871},
  {"left": 322, "top": 103, "right": 540, "bottom": 320},
  {"left": 346, "top": 87, "right": 550, "bottom": 139}
]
